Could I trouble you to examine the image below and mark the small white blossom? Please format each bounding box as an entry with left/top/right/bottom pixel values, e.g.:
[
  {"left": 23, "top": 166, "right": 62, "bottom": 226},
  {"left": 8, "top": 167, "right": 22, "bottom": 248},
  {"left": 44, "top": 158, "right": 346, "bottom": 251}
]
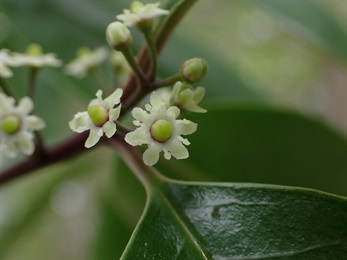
[
  {"left": 0, "top": 49, "right": 22, "bottom": 78},
  {"left": 125, "top": 91, "right": 197, "bottom": 166},
  {"left": 69, "top": 88, "right": 123, "bottom": 148},
  {"left": 65, "top": 47, "right": 108, "bottom": 78},
  {"left": 117, "top": 1, "right": 169, "bottom": 28},
  {"left": 0, "top": 93, "right": 45, "bottom": 158},
  {"left": 12, "top": 44, "right": 62, "bottom": 68}
]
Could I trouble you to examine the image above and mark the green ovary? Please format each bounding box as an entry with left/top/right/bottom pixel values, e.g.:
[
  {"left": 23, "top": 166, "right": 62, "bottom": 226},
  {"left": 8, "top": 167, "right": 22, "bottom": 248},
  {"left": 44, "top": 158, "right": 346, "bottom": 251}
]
[
  {"left": 150, "top": 119, "right": 173, "bottom": 143},
  {"left": 87, "top": 104, "right": 108, "bottom": 127},
  {"left": 1, "top": 115, "right": 21, "bottom": 135},
  {"left": 26, "top": 43, "right": 43, "bottom": 56}
]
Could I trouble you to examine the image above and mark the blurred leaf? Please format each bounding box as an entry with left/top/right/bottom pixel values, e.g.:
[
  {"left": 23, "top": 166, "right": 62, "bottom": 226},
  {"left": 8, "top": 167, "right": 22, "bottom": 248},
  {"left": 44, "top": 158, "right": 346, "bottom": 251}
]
[
  {"left": 92, "top": 157, "right": 146, "bottom": 259},
  {"left": 0, "top": 147, "right": 113, "bottom": 257},
  {"left": 122, "top": 180, "right": 347, "bottom": 259},
  {"left": 245, "top": 0, "right": 347, "bottom": 65},
  {"left": 158, "top": 102, "right": 347, "bottom": 196}
]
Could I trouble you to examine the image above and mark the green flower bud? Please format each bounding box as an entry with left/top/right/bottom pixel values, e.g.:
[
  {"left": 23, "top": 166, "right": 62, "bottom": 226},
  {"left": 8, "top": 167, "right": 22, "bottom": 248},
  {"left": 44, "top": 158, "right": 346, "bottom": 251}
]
[
  {"left": 1, "top": 114, "right": 21, "bottom": 135},
  {"left": 106, "top": 22, "right": 132, "bottom": 50},
  {"left": 130, "top": 1, "right": 144, "bottom": 13},
  {"left": 26, "top": 43, "right": 43, "bottom": 56},
  {"left": 150, "top": 119, "right": 172, "bottom": 143},
  {"left": 181, "top": 58, "right": 208, "bottom": 83},
  {"left": 76, "top": 47, "right": 92, "bottom": 58},
  {"left": 87, "top": 104, "right": 108, "bottom": 127}
]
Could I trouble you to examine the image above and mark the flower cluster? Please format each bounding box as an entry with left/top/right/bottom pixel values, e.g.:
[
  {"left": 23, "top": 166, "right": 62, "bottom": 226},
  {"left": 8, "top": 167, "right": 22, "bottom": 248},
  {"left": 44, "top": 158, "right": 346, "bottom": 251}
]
[
  {"left": 2, "top": 1, "right": 207, "bottom": 168},
  {"left": 0, "top": 93, "right": 45, "bottom": 157},
  {"left": 67, "top": 1, "right": 207, "bottom": 166}
]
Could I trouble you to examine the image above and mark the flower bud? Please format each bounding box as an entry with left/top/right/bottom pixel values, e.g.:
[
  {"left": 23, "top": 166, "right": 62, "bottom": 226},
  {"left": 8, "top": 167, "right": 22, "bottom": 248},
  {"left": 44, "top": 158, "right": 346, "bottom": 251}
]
[
  {"left": 181, "top": 58, "right": 208, "bottom": 83},
  {"left": 130, "top": 1, "right": 144, "bottom": 13},
  {"left": 106, "top": 22, "right": 132, "bottom": 50}
]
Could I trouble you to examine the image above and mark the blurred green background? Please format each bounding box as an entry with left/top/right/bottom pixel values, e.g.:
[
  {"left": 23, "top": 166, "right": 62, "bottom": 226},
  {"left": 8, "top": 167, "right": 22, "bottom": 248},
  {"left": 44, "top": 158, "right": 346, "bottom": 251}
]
[{"left": 1, "top": 0, "right": 346, "bottom": 259}]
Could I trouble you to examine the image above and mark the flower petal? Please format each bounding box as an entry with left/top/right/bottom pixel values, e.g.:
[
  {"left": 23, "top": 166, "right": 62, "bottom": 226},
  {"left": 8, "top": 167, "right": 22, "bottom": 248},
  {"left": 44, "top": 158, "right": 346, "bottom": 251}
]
[
  {"left": 193, "top": 86, "right": 205, "bottom": 104},
  {"left": 187, "top": 105, "right": 207, "bottom": 113},
  {"left": 150, "top": 91, "right": 164, "bottom": 107},
  {"left": 103, "top": 121, "right": 117, "bottom": 138},
  {"left": 132, "top": 107, "right": 147, "bottom": 122},
  {"left": 17, "top": 97, "right": 34, "bottom": 114},
  {"left": 0, "top": 93, "right": 15, "bottom": 111},
  {"left": 168, "top": 139, "right": 189, "bottom": 160},
  {"left": 179, "top": 88, "right": 194, "bottom": 105},
  {"left": 164, "top": 150, "right": 171, "bottom": 160},
  {"left": 104, "top": 88, "right": 123, "bottom": 108},
  {"left": 17, "top": 132, "right": 35, "bottom": 155},
  {"left": 27, "top": 115, "right": 46, "bottom": 130},
  {"left": 109, "top": 105, "right": 121, "bottom": 121},
  {"left": 176, "top": 119, "right": 197, "bottom": 135},
  {"left": 124, "top": 127, "right": 148, "bottom": 146},
  {"left": 4, "top": 143, "right": 17, "bottom": 158},
  {"left": 167, "top": 106, "right": 180, "bottom": 119},
  {"left": 143, "top": 144, "right": 161, "bottom": 166},
  {"left": 95, "top": 90, "right": 104, "bottom": 106},
  {"left": 171, "top": 82, "right": 181, "bottom": 101},
  {"left": 85, "top": 129, "right": 103, "bottom": 148},
  {"left": 0, "top": 64, "right": 13, "bottom": 78},
  {"left": 69, "top": 112, "right": 90, "bottom": 133}
]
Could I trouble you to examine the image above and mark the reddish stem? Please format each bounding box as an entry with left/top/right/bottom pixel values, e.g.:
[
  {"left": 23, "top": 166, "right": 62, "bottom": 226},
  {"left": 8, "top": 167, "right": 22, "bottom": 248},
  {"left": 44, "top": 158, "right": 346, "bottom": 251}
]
[{"left": 0, "top": 132, "right": 89, "bottom": 186}]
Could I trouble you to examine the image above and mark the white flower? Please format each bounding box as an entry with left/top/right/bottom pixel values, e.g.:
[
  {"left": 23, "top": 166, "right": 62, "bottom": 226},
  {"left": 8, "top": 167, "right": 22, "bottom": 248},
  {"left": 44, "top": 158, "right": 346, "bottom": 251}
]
[
  {"left": 0, "top": 93, "right": 45, "bottom": 157},
  {"left": 170, "top": 81, "right": 207, "bottom": 113},
  {"left": 125, "top": 91, "right": 197, "bottom": 166},
  {"left": 117, "top": 1, "right": 169, "bottom": 28},
  {"left": 65, "top": 47, "right": 108, "bottom": 78},
  {"left": 69, "top": 88, "right": 123, "bottom": 148},
  {"left": 12, "top": 44, "right": 62, "bottom": 68},
  {"left": 0, "top": 49, "right": 22, "bottom": 78}
]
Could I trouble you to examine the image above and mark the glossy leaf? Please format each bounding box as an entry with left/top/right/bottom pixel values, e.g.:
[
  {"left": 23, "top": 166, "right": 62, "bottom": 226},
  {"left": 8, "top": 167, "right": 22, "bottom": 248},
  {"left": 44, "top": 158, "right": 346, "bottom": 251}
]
[
  {"left": 158, "top": 102, "right": 347, "bottom": 196},
  {"left": 122, "top": 180, "right": 347, "bottom": 259}
]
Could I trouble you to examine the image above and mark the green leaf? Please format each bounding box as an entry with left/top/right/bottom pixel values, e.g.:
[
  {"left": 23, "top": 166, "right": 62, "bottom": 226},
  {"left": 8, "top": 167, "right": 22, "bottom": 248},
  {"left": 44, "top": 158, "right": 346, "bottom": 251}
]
[
  {"left": 122, "top": 180, "right": 347, "bottom": 259},
  {"left": 158, "top": 102, "right": 347, "bottom": 196},
  {"left": 92, "top": 157, "right": 146, "bottom": 259}
]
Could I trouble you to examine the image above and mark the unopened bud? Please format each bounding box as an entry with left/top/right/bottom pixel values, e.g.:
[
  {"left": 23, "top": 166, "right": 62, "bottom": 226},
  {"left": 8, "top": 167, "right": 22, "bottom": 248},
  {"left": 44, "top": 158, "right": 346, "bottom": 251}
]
[
  {"left": 181, "top": 58, "right": 208, "bottom": 83},
  {"left": 106, "top": 22, "right": 132, "bottom": 50}
]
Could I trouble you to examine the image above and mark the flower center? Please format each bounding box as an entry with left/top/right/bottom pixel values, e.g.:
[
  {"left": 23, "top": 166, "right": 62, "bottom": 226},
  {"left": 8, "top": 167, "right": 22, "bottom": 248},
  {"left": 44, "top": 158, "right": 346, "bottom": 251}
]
[
  {"left": 26, "top": 43, "right": 43, "bottom": 56},
  {"left": 150, "top": 119, "right": 173, "bottom": 143},
  {"left": 87, "top": 104, "right": 108, "bottom": 127},
  {"left": 77, "top": 47, "right": 92, "bottom": 58},
  {"left": 1, "top": 114, "right": 21, "bottom": 135}
]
